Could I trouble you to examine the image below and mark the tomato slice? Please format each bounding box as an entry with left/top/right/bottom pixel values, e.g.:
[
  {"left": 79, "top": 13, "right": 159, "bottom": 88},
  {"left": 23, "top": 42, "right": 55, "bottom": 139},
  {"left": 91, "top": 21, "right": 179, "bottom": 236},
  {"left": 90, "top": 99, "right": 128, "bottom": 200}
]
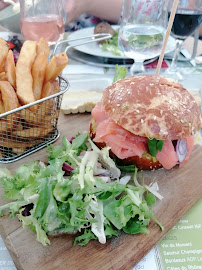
[{"left": 6, "top": 41, "right": 15, "bottom": 49}]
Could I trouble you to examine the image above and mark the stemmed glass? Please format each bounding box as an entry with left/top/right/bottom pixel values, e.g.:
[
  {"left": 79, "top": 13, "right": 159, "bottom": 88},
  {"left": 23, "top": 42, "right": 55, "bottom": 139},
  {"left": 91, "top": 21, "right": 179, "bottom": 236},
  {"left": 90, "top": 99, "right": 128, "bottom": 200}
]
[
  {"left": 166, "top": 0, "right": 202, "bottom": 77},
  {"left": 118, "top": 0, "right": 167, "bottom": 75},
  {"left": 19, "top": 0, "right": 65, "bottom": 45}
]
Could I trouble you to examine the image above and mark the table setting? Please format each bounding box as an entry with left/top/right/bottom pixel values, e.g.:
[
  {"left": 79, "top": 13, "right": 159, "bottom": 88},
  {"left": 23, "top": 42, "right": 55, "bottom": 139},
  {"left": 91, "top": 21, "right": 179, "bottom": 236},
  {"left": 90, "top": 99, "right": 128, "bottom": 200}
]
[{"left": 0, "top": 0, "right": 202, "bottom": 269}]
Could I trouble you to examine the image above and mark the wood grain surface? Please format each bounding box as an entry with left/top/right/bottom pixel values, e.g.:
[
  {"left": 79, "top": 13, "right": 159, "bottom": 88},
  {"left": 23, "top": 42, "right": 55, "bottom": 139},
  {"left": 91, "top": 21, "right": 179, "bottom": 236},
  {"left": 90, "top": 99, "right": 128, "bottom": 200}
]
[{"left": 0, "top": 113, "right": 202, "bottom": 270}]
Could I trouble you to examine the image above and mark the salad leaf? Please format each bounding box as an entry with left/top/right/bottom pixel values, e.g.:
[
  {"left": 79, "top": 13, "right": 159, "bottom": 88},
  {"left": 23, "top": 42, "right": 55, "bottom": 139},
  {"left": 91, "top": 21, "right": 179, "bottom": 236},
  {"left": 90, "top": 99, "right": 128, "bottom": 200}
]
[
  {"left": 145, "top": 193, "right": 156, "bottom": 206},
  {"left": 71, "top": 133, "right": 88, "bottom": 155},
  {"left": 33, "top": 178, "right": 51, "bottom": 219},
  {"left": 123, "top": 216, "right": 150, "bottom": 235},
  {"left": 104, "top": 224, "right": 118, "bottom": 238},
  {"left": 113, "top": 65, "right": 128, "bottom": 83},
  {"left": 74, "top": 229, "right": 97, "bottom": 246},
  {"left": 0, "top": 134, "right": 163, "bottom": 246},
  {"left": 18, "top": 211, "right": 50, "bottom": 246},
  {"left": 40, "top": 186, "right": 63, "bottom": 232},
  {"left": 147, "top": 138, "right": 164, "bottom": 157},
  {"left": 128, "top": 32, "right": 163, "bottom": 50},
  {"left": 101, "top": 29, "right": 122, "bottom": 56}
]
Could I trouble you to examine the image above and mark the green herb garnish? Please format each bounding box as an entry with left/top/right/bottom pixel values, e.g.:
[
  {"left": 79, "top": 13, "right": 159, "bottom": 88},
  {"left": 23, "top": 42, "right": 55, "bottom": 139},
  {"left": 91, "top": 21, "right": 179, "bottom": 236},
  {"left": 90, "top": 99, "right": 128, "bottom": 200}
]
[
  {"left": 116, "top": 164, "right": 137, "bottom": 172},
  {"left": 147, "top": 138, "right": 164, "bottom": 157}
]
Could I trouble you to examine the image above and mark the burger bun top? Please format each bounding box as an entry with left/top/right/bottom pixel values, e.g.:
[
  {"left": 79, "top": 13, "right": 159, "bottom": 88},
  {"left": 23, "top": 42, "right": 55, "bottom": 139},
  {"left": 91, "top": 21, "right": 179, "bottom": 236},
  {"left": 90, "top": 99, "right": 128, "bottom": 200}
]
[{"left": 102, "top": 75, "right": 201, "bottom": 140}]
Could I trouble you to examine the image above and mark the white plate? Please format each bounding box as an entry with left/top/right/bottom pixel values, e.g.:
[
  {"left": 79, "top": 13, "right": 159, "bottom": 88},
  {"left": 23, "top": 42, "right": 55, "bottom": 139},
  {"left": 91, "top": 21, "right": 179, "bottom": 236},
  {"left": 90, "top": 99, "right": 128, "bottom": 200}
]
[
  {"left": 67, "top": 25, "right": 176, "bottom": 60},
  {"left": 61, "top": 75, "right": 113, "bottom": 114}
]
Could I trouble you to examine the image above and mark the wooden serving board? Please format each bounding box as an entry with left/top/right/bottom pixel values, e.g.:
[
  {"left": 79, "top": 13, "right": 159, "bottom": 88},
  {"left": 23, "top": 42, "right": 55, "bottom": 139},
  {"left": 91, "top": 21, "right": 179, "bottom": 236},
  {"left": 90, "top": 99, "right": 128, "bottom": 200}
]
[{"left": 0, "top": 113, "right": 202, "bottom": 270}]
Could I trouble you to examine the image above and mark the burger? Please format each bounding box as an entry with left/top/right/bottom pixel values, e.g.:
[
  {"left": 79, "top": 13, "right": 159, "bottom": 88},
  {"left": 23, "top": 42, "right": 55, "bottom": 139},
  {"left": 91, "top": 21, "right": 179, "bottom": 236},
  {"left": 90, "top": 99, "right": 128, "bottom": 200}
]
[{"left": 90, "top": 75, "right": 201, "bottom": 170}]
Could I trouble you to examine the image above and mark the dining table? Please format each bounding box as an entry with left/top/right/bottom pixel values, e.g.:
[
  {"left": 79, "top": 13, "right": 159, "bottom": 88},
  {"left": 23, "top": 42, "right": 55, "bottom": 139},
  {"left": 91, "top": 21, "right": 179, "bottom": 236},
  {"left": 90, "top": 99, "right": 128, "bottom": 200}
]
[{"left": 0, "top": 28, "right": 202, "bottom": 270}]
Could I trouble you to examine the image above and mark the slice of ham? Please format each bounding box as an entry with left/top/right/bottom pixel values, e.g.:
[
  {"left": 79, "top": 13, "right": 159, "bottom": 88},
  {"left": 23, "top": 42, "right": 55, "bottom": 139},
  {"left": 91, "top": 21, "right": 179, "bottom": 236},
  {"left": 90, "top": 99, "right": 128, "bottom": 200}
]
[
  {"left": 94, "top": 119, "right": 148, "bottom": 159},
  {"left": 92, "top": 102, "right": 148, "bottom": 159},
  {"left": 92, "top": 102, "right": 109, "bottom": 125},
  {"left": 156, "top": 140, "right": 178, "bottom": 170}
]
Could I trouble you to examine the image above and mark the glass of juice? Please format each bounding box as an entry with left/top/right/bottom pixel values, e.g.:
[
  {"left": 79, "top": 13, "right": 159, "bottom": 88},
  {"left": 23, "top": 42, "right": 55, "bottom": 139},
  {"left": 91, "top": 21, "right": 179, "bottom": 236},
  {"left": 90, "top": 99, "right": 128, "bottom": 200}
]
[{"left": 19, "top": 0, "right": 65, "bottom": 44}]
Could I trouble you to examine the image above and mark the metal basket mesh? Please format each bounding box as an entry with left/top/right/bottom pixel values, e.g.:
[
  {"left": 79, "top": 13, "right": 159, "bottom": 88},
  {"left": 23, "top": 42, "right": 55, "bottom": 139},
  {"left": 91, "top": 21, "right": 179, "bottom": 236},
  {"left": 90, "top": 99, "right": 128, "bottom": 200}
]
[{"left": 0, "top": 76, "right": 69, "bottom": 163}]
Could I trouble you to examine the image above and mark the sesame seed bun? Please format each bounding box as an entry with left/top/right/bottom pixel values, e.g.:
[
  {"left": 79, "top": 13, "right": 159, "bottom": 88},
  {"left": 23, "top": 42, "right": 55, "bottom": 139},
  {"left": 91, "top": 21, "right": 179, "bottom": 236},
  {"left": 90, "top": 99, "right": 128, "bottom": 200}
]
[{"left": 102, "top": 75, "right": 201, "bottom": 140}]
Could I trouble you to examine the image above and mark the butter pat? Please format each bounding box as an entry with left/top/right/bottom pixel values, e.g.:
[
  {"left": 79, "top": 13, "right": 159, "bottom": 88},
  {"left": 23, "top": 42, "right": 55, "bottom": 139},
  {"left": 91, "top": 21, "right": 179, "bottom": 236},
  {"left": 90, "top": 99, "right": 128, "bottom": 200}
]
[{"left": 61, "top": 91, "right": 102, "bottom": 114}]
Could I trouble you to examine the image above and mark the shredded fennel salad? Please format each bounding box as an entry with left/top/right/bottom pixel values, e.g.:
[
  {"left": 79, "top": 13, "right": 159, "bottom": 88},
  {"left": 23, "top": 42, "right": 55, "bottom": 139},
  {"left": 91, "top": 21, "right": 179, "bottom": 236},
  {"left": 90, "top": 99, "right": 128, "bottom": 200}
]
[{"left": 0, "top": 134, "right": 164, "bottom": 246}]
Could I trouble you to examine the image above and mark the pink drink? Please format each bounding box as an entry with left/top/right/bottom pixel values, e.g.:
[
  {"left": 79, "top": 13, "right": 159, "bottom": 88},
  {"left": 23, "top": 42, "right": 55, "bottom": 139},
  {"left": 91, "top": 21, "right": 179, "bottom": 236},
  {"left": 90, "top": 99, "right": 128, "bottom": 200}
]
[{"left": 20, "top": 14, "right": 64, "bottom": 43}]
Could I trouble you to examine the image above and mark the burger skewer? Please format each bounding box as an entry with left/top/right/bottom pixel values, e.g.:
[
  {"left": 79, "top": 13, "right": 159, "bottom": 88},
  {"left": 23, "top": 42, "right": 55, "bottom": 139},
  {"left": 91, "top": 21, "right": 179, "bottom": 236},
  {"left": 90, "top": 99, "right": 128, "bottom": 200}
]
[{"left": 155, "top": 0, "right": 179, "bottom": 79}]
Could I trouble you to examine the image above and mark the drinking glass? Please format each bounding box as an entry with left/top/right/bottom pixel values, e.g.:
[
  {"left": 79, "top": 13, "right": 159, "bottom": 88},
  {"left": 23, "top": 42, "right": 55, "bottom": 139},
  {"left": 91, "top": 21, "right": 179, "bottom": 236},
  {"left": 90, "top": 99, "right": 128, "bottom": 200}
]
[
  {"left": 19, "top": 0, "right": 65, "bottom": 44},
  {"left": 118, "top": 0, "right": 167, "bottom": 75},
  {"left": 166, "top": 0, "right": 202, "bottom": 76}
]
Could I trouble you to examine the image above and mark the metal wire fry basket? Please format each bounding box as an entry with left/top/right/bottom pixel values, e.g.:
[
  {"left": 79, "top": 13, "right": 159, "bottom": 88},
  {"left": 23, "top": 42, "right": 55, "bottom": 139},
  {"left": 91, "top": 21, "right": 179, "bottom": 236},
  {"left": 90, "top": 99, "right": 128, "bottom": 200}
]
[{"left": 0, "top": 76, "right": 69, "bottom": 163}]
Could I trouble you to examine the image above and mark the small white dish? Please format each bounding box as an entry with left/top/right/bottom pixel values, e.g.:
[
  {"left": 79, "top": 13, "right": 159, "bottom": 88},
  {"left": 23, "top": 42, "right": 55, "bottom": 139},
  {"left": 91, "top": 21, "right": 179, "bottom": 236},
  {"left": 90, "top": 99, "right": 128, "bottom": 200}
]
[{"left": 61, "top": 75, "right": 113, "bottom": 114}]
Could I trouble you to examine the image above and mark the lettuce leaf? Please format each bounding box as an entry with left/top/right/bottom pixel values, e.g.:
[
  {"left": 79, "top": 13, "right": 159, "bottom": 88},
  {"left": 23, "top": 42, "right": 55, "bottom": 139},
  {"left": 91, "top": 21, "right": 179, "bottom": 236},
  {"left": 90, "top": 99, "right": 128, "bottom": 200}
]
[
  {"left": 113, "top": 65, "right": 128, "bottom": 83},
  {"left": 0, "top": 134, "right": 163, "bottom": 246}
]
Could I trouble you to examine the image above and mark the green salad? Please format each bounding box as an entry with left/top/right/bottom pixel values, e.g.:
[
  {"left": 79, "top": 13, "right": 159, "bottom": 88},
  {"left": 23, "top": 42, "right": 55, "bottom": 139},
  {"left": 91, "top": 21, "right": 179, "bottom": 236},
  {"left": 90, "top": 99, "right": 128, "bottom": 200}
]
[
  {"left": 0, "top": 133, "right": 164, "bottom": 246},
  {"left": 101, "top": 29, "right": 123, "bottom": 56}
]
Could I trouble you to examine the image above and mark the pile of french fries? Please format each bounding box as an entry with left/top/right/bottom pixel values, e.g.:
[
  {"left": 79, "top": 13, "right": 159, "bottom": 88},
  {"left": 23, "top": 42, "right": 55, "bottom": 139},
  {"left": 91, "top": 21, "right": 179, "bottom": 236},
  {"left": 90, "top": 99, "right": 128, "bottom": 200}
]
[{"left": 0, "top": 37, "right": 68, "bottom": 158}]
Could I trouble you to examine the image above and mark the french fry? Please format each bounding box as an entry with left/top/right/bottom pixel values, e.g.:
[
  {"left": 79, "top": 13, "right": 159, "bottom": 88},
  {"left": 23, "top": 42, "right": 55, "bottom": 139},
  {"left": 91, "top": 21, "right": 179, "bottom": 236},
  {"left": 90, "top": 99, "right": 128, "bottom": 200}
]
[
  {"left": 20, "top": 108, "right": 38, "bottom": 123},
  {"left": 0, "top": 72, "right": 7, "bottom": 81},
  {"left": 12, "top": 147, "right": 26, "bottom": 155},
  {"left": 0, "top": 37, "right": 69, "bottom": 161},
  {"left": 1, "top": 114, "right": 22, "bottom": 133},
  {"left": 12, "top": 126, "right": 53, "bottom": 138},
  {"left": 41, "top": 80, "right": 59, "bottom": 98},
  {"left": 37, "top": 37, "right": 50, "bottom": 57},
  {"left": 44, "top": 52, "right": 68, "bottom": 83},
  {"left": 0, "top": 81, "right": 20, "bottom": 131},
  {"left": 5, "top": 50, "right": 16, "bottom": 89},
  {"left": 0, "top": 137, "right": 43, "bottom": 148},
  {"left": 0, "top": 93, "right": 5, "bottom": 114},
  {"left": 0, "top": 81, "right": 19, "bottom": 112},
  {"left": 0, "top": 38, "right": 9, "bottom": 72},
  {"left": 32, "top": 52, "right": 48, "bottom": 100},
  {"left": 16, "top": 40, "right": 37, "bottom": 104},
  {"left": 41, "top": 80, "right": 60, "bottom": 115},
  {"left": 0, "top": 115, "right": 22, "bottom": 132},
  {"left": 20, "top": 108, "right": 59, "bottom": 127},
  {"left": 30, "top": 80, "right": 60, "bottom": 115}
]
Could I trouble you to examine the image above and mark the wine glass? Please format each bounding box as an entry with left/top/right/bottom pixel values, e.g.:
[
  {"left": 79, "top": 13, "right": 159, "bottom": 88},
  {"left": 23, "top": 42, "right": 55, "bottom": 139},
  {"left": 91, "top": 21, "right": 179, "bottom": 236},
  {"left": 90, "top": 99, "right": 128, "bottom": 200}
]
[
  {"left": 166, "top": 0, "right": 202, "bottom": 78},
  {"left": 118, "top": 0, "right": 167, "bottom": 75},
  {"left": 19, "top": 0, "right": 65, "bottom": 45}
]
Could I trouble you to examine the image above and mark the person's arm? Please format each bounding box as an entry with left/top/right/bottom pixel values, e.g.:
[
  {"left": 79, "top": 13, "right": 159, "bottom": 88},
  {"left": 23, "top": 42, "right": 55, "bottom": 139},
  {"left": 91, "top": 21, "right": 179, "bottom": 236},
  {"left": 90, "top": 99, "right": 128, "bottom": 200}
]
[
  {"left": 85, "top": 0, "right": 123, "bottom": 23},
  {"left": 64, "top": 0, "right": 123, "bottom": 26}
]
